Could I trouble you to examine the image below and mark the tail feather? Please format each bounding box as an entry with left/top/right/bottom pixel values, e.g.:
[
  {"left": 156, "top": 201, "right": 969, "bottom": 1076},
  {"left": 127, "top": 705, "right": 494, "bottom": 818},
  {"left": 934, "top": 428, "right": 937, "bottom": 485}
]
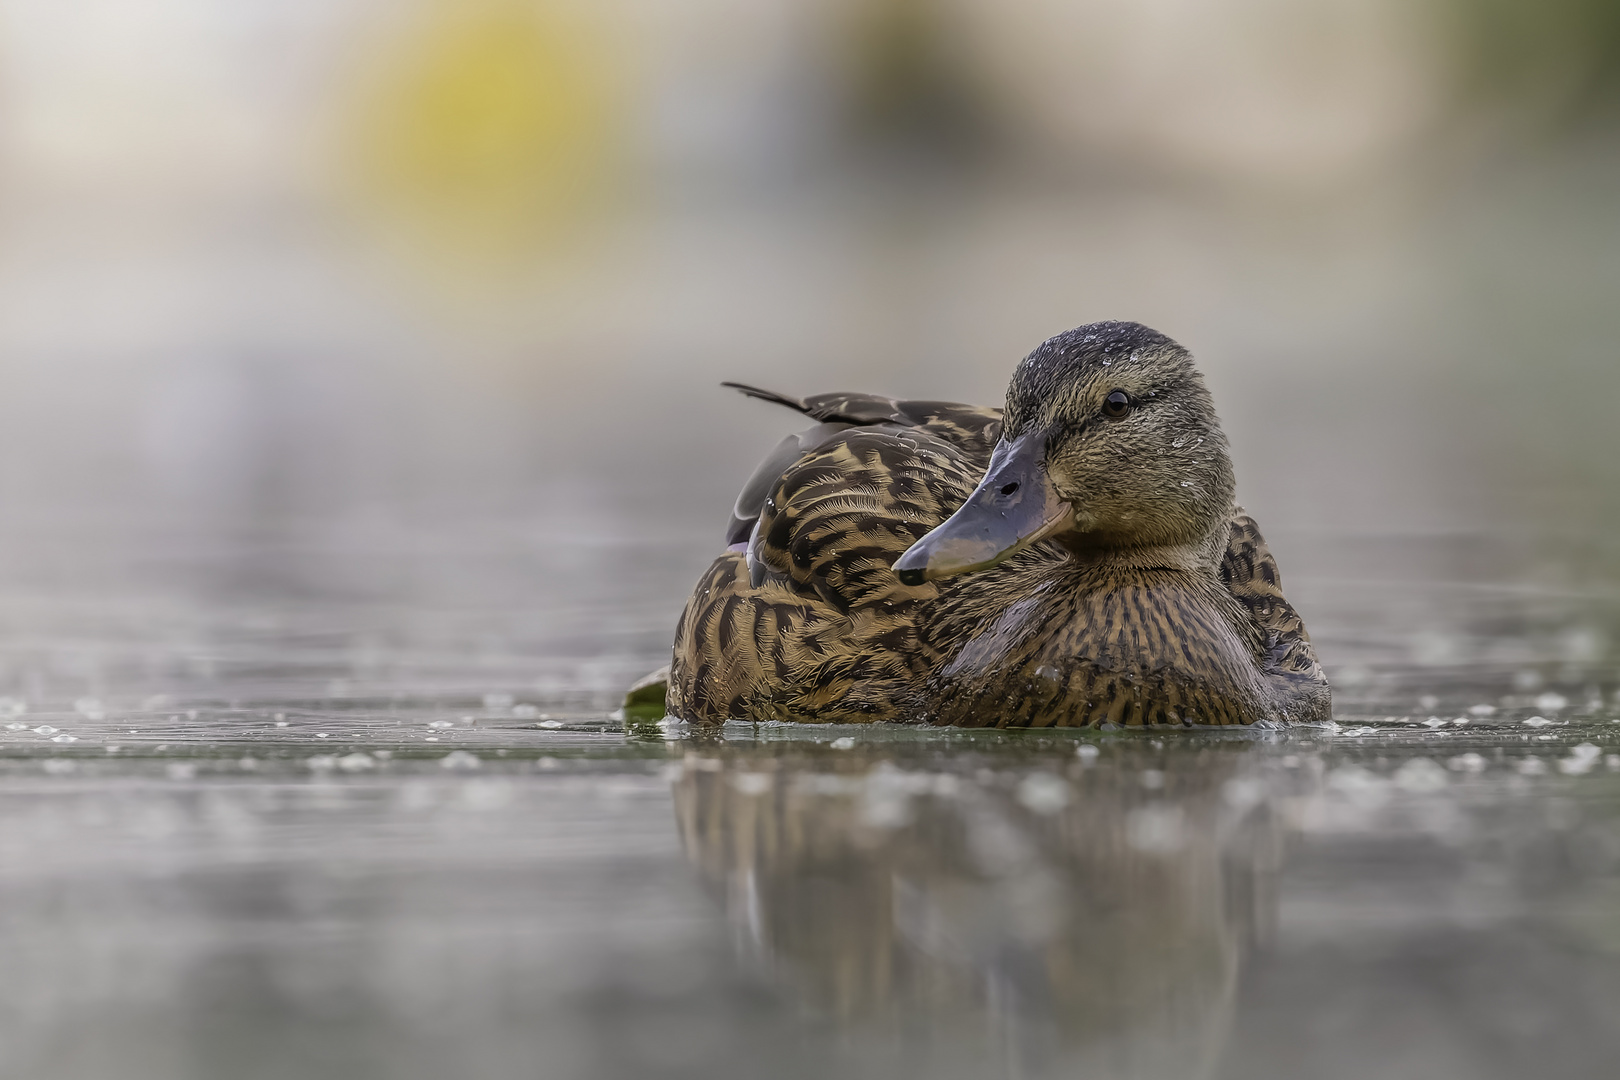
[{"left": 721, "top": 382, "right": 811, "bottom": 416}]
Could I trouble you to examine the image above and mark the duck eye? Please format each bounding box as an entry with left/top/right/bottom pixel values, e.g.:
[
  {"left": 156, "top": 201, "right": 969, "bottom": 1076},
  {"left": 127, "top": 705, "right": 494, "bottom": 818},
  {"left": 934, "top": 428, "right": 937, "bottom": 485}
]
[{"left": 1101, "top": 390, "right": 1132, "bottom": 419}]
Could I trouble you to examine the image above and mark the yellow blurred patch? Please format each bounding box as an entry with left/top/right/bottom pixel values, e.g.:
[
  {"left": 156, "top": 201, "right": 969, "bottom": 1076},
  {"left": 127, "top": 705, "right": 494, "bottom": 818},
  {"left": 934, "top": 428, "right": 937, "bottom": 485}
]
[{"left": 348, "top": 0, "right": 621, "bottom": 258}]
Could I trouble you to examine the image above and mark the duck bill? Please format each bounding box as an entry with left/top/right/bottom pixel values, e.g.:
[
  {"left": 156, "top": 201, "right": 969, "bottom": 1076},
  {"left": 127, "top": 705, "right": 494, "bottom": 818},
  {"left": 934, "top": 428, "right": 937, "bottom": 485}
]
[{"left": 893, "top": 433, "right": 1073, "bottom": 586}]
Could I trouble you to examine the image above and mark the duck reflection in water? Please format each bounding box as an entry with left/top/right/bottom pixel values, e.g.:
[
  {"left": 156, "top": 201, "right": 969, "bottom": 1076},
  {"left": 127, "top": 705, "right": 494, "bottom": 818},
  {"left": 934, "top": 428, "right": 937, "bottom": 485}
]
[{"left": 672, "top": 738, "right": 1286, "bottom": 1080}]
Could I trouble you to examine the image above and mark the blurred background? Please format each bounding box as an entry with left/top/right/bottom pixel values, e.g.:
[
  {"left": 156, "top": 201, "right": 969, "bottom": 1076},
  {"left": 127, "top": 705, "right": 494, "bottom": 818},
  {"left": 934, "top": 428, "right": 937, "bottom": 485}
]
[{"left": 0, "top": 0, "right": 1617, "bottom": 704}]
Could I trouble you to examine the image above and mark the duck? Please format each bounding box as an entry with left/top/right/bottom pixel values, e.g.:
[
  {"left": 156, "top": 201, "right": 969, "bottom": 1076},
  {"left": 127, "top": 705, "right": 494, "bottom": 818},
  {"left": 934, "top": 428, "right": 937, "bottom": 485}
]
[{"left": 652, "top": 321, "right": 1330, "bottom": 728}]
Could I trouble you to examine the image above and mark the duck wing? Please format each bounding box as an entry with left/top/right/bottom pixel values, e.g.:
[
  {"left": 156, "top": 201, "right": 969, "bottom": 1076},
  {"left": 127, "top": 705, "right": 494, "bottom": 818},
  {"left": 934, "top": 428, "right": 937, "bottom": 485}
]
[
  {"left": 1220, "top": 513, "right": 1332, "bottom": 719},
  {"left": 671, "top": 388, "right": 1001, "bottom": 723},
  {"left": 720, "top": 383, "right": 1002, "bottom": 545}
]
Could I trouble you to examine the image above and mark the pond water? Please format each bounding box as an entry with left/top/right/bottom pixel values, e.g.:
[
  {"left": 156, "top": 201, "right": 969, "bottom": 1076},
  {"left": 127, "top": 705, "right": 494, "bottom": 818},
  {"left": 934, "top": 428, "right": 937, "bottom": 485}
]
[{"left": 2, "top": 514, "right": 1618, "bottom": 1080}]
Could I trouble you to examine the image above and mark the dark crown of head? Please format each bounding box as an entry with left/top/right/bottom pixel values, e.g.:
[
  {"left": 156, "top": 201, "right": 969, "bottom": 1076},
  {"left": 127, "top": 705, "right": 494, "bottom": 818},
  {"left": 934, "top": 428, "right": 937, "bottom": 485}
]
[
  {"left": 1019, "top": 319, "right": 1184, "bottom": 380},
  {"left": 1006, "top": 321, "right": 1192, "bottom": 420}
]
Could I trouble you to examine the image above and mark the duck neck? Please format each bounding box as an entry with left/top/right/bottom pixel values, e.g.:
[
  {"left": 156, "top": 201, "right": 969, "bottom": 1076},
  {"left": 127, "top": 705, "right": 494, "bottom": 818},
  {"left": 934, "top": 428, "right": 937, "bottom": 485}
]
[{"left": 1058, "top": 514, "right": 1230, "bottom": 576}]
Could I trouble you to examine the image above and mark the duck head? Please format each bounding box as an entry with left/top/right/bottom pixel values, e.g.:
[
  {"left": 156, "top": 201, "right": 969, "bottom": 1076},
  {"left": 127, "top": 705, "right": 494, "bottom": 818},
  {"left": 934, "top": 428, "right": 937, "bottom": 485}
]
[{"left": 894, "top": 322, "right": 1235, "bottom": 585}]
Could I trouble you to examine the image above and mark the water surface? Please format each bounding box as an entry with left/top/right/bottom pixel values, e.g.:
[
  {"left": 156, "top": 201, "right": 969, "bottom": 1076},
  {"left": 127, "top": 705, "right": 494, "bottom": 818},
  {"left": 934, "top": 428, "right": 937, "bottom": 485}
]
[{"left": 2, "top": 516, "right": 1618, "bottom": 1080}]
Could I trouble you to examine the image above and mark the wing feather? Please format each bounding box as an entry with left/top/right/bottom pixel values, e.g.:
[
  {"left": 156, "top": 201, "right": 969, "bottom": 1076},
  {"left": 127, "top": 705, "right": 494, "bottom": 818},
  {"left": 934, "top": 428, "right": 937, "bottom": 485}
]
[{"left": 671, "top": 409, "right": 994, "bottom": 722}]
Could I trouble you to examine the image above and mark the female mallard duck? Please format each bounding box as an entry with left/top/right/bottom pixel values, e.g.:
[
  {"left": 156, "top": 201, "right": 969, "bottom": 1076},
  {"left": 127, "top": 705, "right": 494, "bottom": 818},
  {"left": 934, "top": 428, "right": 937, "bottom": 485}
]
[{"left": 661, "top": 321, "right": 1330, "bottom": 728}]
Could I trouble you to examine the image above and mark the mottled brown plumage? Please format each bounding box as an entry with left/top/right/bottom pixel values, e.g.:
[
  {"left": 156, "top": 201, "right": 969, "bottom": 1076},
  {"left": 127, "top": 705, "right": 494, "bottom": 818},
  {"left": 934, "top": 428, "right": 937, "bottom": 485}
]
[{"left": 663, "top": 321, "right": 1330, "bottom": 727}]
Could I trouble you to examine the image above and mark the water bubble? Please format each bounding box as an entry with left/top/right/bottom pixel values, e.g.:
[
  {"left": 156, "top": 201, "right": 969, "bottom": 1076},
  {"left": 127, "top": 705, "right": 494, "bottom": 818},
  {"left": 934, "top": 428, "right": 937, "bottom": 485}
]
[
  {"left": 1468, "top": 704, "right": 1496, "bottom": 717},
  {"left": 1139, "top": 769, "right": 1165, "bottom": 790},
  {"left": 1559, "top": 627, "right": 1605, "bottom": 664},
  {"left": 1222, "top": 777, "right": 1266, "bottom": 808},
  {"left": 460, "top": 778, "right": 514, "bottom": 811},
  {"left": 1394, "top": 758, "right": 1448, "bottom": 793},
  {"left": 51, "top": 734, "right": 77, "bottom": 743},
  {"left": 1517, "top": 758, "right": 1547, "bottom": 776},
  {"left": 73, "top": 698, "right": 105, "bottom": 720},
  {"left": 1017, "top": 773, "right": 1070, "bottom": 814},
  {"left": 315, "top": 733, "right": 330, "bottom": 739},
  {"left": 337, "top": 753, "right": 375, "bottom": 772},
  {"left": 1413, "top": 633, "right": 1457, "bottom": 665},
  {"left": 428, "top": 720, "right": 455, "bottom": 729},
  {"left": 512, "top": 704, "right": 539, "bottom": 719},
  {"left": 0, "top": 698, "right": 26, "bottom": 719},
  {"left": 42, "top": 759, "right": 75, "bottom": 775},
  {"left": 1447, "top": 753, "right": 1487, "bottom": 773},
  {"left": 32, "top": 726, "right": 57, "bottom": 735},
  {"left": 1327, "top": 765, "right": 1390, "bottom": 809},
  {"left": 1418, "top": 695, "right": 1440, "bottom": 710},
  {"left": 1534, "top": 692, "right": 1569, "bottom": 712},
  {"left": 440, "top": 750, "right": 480, "bottom": 770},
  {"left": 536, "top": 720, "right": 564, "bottom": 730},
  {"left": 1513, "top": 671, "right": 1543, "bottom": 692},
  {"left": 5, "top": 722, "right": 28, "bottom": 731},
  {"left": 1557, "top": 744, "right": 1602, "bottom": 775},
  {"left": 829, "top": 737, "right": 856, "bottom": 750},
  {"left": 1076, "top": 743, "right": 1100, "bottom": 762},
  {"left": 482, "top": 692, "right": 514, "bottom": 710},
  {"left": 730, "top": 772, "right": 772, "bottom": 796},
  {"left": 861, "top": 789, "right": 913, "bottom": 830},
  {"left": 166, "top": 762, "right": 197, "bottom": 781},
  {"left": 1125, "top": 806, "right": 1184, "bottom": 853},
  {"left": 1521, "top": 716, "right": 1553, "bottom": 728}
]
